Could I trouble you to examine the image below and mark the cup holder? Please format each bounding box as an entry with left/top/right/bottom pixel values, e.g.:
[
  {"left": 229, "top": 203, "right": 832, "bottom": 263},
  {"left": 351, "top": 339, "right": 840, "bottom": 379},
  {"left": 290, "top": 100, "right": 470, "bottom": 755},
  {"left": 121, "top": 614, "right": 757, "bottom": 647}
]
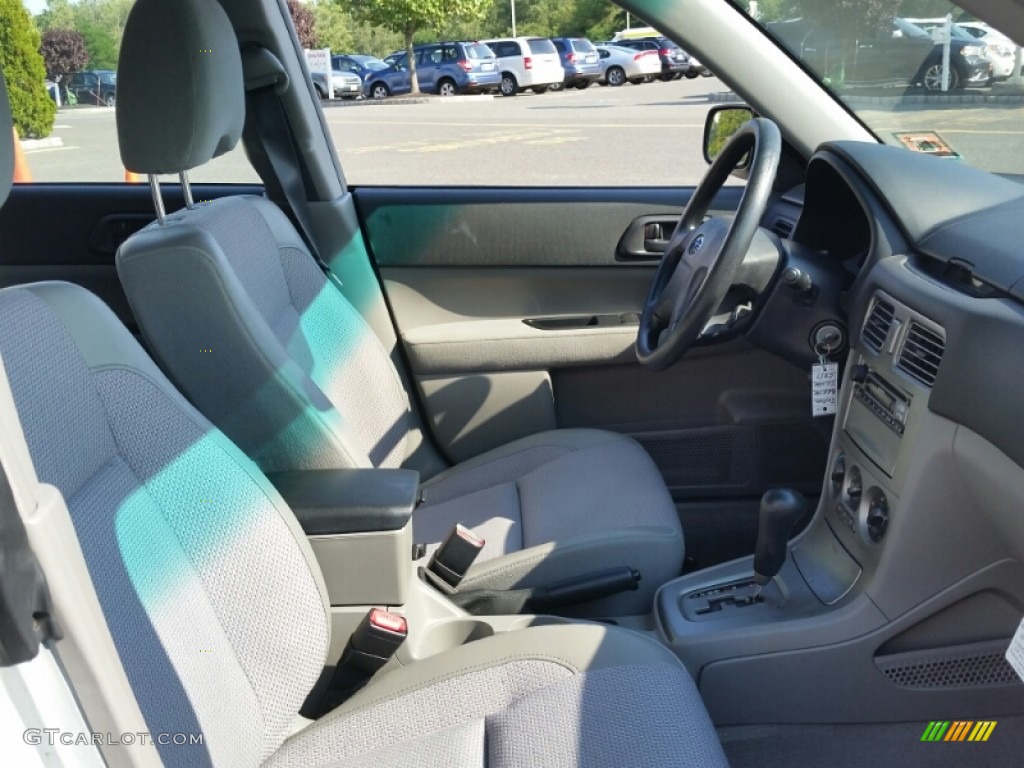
[{"left": 418, "top": 619, "right": 495, "bottom": 656}]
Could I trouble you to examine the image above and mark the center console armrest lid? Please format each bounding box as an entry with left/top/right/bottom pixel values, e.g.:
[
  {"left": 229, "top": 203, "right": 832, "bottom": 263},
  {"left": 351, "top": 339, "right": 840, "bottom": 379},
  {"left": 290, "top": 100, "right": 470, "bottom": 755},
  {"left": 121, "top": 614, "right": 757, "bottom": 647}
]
[{"left": 267, "top": 469, "right": 420, "bottom": 536}]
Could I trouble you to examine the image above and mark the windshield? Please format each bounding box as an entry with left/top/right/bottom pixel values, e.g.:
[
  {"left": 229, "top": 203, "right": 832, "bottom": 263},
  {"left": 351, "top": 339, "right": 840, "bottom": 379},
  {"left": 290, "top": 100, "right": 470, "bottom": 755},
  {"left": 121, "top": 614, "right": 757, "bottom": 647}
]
[
  {"left": 356, "top": 57, "right": 388, "bottom": 71},
  {"left": 741, "top": 0, "right": 1024, "bottom": 175}
]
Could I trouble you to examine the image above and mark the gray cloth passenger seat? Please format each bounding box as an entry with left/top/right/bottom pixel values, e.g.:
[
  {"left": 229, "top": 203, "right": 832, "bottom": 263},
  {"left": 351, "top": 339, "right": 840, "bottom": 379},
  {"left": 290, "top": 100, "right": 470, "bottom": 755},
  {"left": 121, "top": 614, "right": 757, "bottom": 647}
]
[
  {"left": 0, "top": 68, "right": 728, "bottom": 768},
  {"left": 112, "top": 0, "right": 683, "bottom": 614}
]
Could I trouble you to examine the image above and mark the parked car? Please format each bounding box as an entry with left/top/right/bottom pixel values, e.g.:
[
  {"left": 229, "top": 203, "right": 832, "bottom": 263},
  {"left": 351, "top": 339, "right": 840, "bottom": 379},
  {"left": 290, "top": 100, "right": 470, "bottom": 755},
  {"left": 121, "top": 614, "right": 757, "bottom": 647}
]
[
  {"left": 613, "top": 37, "right": 690, "bottom": 80},
  {"left": 310, "top": 69, "right": 363, "bottom": 100},
  {"left": 595, "top": 44, "right": 662, "bottom": 86},
  {"left": 769, "top": 17, "right": 991, "bottom": 91},
  {"left": 958, "top": 21, "right": 1023, "bottom": 78},
  {"left": 66, "top": 70, "right": 117, "bottom": 106},
  {"left": 685, "top": 53, "right": 713, "bottom": 78},
  {"left": 364, "top": 42, "right": 500, "bottom": 98},
  {"left": 549, "top": 38, "right": 603, "bottom": 91},
  {"left": 331, "top": 54, "right": 390, "bottom": 82},
  {"left": 482, "top": 36, "right": 565, "bottom": 96},
  {"left": 907, "top": 18, "right": 1019, "bottom": 81}
]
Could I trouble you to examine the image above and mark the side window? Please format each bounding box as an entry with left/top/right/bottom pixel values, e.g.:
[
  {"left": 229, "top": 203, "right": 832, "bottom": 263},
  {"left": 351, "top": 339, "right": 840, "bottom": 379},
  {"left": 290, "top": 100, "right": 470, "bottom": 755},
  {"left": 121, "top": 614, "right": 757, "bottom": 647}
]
[
  {"left": 554, "top": 40, "right": 566, "bottom": 53},
  {"left": 11, "top": 0, "right": 259, "bottom": 184},
  {"left": 442, "top": 46, "right": 458, "bottom": 62}
]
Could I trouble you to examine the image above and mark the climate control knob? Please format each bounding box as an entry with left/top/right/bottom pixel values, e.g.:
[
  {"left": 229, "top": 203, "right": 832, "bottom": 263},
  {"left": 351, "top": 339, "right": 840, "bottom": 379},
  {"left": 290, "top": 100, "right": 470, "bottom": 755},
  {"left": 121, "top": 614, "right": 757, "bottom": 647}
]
[
  {"left": 866, "top": 492, "right": 890, "bottom": 543},
  {"left": 830, "top": 454, "right": 846, "bottom": 498},
  {"left": 846, "top": 465, "right": 862, "bottom": 507}
]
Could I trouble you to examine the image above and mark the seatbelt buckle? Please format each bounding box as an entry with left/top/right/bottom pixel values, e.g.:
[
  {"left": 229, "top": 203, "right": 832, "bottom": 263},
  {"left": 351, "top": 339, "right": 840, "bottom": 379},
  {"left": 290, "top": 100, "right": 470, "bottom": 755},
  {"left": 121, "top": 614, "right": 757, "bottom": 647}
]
[
  {"left": 343, "top": 608, "right": 408, "bottom": 673},
  {"left": 427, "top": 524, "right": 484, "bottom": 588}
]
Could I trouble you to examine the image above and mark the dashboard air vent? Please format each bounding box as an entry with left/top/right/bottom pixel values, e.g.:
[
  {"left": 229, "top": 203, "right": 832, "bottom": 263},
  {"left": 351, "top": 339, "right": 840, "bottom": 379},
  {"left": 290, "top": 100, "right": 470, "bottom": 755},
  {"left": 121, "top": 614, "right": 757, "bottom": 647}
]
[
  {"left": 897, "top": 322, "right": 945, "bottom": 387},
  {"left": 862, "top": 298, "right": 895, "bottom": 352},
  {"left": 770, "top": 217, "right": 795, "bottom": 239}
]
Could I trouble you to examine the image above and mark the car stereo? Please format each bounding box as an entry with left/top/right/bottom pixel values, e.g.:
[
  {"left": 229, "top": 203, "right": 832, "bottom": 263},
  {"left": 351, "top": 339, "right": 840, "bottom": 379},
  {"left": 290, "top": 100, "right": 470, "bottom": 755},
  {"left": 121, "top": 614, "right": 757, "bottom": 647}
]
[{"left": 843, "top": 368, "right": 911, "bottom": 477}]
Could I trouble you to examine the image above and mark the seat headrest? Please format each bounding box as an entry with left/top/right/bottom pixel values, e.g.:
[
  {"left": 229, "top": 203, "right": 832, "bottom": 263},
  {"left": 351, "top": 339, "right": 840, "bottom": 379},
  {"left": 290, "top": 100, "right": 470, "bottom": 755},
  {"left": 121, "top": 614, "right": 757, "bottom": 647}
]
[
  {"left": 116, "top": 0, "right": 245, "bottom": 175},
  {"left": 0, "top": 70, "right": 13, "bottom": 209}
]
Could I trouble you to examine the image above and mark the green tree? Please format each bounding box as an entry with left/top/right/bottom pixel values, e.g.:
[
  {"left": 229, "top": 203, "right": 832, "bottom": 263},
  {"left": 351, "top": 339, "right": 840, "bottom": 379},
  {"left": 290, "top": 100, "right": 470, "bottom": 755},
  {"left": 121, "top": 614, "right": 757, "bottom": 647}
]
[
  {"left": 350, "top": 0, "right": 487, "bottom": 94},
  {"left": 314, "top": 0, "right": 355, "bottom": 52},
  {"left": 37, "top": 0, "right": 131, "bottom": 69},
  {"left": 78, "top": 21, "right": 118, "bottom": 69},
  {"left": 35, "top": 0, "right": 77, "bottom": 32},
  {"left": 0, "top": 0, "right": 56, "bottom": 138}
]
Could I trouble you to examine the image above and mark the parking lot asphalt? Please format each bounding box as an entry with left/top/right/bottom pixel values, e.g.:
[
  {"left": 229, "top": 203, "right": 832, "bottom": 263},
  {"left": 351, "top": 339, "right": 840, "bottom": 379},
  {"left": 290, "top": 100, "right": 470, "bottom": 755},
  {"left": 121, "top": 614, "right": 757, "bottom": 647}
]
[
  {"left": 21, "top": 76, "right": 1024, "bottom": 187},
  {"left": 22, "top": 78, "right": 723, "bottom": 187}
]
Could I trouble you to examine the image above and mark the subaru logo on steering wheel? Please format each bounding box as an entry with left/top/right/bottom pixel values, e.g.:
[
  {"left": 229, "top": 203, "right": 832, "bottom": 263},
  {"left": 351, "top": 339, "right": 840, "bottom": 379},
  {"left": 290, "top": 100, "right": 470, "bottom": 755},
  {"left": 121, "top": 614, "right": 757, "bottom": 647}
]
[{"left": 688, "top": 234, "right": 705, "bottom": 256}]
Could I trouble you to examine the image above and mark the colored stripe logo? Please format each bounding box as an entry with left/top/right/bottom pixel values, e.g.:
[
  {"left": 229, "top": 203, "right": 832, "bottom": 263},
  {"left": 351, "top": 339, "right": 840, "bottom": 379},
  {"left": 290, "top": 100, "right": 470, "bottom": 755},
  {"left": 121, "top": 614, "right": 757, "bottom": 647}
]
[{"left": 921, "top": 721, "right": 997, "bottom": 742}]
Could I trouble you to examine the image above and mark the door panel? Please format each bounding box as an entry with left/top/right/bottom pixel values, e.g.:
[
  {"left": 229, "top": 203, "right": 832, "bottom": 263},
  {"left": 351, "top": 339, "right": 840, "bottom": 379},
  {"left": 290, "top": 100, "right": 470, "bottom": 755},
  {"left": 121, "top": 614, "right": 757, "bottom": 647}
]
[
  {"left": 0, "top": 183, "right": 262, "bottom": 329},
  {"left": 355, "top": 186, "right": 828, "bottom": 534},
  {"left": 358, "top": 187, "right": 744, "bottom": 268}
]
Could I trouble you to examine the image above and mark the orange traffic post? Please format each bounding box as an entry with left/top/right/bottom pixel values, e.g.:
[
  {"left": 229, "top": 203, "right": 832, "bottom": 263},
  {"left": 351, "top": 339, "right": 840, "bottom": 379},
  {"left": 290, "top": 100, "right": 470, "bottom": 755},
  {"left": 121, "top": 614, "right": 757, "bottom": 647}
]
[
  {"left": 12, "top": 127, "right": 32, "bottom": 183},
  {"left": 125, "top": 169, "right": 144, "bottom": 183}
]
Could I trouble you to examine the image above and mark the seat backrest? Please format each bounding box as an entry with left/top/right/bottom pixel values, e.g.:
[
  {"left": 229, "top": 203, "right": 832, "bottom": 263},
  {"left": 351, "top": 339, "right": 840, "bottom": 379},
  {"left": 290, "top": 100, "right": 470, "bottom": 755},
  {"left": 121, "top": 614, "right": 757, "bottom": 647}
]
[
  {"left": 115, "top": 0, "right": 410, "bottom": 476},
  {"left": 0, "top": 282, "right": 331, "bottom": 767}
]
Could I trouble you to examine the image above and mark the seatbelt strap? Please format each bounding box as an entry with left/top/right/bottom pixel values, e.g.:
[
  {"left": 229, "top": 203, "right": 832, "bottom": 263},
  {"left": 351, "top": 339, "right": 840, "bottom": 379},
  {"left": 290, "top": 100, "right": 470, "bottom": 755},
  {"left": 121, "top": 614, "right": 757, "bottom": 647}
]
[{"left": 247, "top": 85, "right": 335, "bottom": 278}]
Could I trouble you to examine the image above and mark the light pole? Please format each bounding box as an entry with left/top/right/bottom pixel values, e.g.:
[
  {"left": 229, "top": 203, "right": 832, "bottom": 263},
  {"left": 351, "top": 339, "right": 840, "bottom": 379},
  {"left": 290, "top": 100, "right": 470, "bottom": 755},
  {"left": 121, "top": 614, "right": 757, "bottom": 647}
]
[{"left": 511, "top": 0, "right": 516, "bottom": 36}]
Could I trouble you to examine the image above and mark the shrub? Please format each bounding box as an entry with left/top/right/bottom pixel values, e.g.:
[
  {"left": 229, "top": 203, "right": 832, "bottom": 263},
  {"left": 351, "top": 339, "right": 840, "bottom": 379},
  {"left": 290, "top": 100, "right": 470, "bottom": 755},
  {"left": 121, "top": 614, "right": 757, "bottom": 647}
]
[{"left": 0, "top": 0, "right": 56, "bottom": 138}]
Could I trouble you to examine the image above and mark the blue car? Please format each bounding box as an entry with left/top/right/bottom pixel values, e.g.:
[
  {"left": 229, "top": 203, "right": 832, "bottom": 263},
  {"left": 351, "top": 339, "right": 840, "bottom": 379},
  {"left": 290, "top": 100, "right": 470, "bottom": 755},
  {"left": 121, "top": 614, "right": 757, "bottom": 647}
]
[
  {"left": 331, "top": 54, "right": 390, "bottom": 82},
  {"left": 364, "top": 42, "right": 501, "bottom": 98},
  {"left": 550, "top": 38, "right": 603, "bottom": 90}
]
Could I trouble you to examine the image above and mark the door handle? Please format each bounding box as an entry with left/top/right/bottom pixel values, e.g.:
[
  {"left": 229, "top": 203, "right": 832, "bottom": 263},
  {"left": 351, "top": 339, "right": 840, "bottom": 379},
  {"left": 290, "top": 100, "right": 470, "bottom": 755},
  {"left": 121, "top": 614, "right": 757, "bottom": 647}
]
[
  {"left": 643, "top": 222, "right": 670, "bottom": 253},
  {"left": 617, "top": 215, "right": 679, "bottom": 261},
  {"left": 88, "top": 214, "right": 155, "bottom": 256}
]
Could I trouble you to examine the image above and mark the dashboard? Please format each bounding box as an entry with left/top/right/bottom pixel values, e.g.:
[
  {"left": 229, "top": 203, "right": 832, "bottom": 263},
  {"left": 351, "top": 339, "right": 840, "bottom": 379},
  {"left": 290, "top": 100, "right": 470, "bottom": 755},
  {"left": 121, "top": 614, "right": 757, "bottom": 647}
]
[{"left": 774, "top": 138, "right": 1024, "bottom": 608}]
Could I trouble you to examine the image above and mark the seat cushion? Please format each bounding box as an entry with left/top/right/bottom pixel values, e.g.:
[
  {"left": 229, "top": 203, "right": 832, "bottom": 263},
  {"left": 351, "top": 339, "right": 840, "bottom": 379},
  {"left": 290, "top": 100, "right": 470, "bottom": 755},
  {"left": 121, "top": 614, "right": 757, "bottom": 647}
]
[
  {"left": 266, "top": 624, "right": 728, "bottom": 768},
  {"left": 415, "top": 429, "right": 684, "bottom": 615}
]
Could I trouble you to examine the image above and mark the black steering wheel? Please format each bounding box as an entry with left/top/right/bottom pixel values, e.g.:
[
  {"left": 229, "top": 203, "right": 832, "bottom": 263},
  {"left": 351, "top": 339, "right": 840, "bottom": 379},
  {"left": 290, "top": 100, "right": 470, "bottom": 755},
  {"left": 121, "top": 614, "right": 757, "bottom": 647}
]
[{"left": 636, "top": 118, "right": 782, "bottom": 371}]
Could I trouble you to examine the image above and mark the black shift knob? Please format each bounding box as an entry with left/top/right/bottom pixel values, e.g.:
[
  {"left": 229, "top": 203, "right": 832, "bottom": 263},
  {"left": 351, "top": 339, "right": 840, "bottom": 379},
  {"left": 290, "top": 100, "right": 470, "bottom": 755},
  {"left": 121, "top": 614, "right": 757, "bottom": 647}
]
[{"left": 753, "top": 489, "right": 808, "bottom": 586}]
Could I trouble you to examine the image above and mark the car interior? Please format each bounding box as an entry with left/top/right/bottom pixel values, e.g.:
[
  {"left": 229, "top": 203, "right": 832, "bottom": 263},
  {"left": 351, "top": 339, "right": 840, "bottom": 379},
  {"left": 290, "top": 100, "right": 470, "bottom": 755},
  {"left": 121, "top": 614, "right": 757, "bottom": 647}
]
[{"left": 2, "top": 0, "right": 1024, "bottom": 766}]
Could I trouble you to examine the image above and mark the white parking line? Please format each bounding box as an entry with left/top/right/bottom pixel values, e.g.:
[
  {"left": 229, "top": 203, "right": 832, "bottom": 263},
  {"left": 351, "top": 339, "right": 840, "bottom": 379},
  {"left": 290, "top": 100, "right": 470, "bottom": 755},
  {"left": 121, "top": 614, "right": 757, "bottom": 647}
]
[{"left": 24, "top": 146, "right": 77, "bottom": 154}]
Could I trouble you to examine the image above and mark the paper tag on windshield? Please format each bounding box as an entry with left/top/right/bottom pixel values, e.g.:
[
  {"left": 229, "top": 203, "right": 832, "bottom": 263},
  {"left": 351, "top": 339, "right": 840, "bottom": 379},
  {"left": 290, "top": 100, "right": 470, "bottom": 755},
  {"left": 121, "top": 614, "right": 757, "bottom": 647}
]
[
  {"left": 812, "top": 363, "right": 839, "bottom": 417},
  {"left": 1005, "top": 617, "right": 1024, "bottom": 682}
]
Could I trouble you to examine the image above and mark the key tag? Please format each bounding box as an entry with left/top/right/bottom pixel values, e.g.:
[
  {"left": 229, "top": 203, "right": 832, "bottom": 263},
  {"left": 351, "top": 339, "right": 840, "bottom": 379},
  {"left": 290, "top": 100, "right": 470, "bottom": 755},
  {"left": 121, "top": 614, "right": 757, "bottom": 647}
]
[{"left": 811, "top": 343, "right": 839, "bottom": 418}]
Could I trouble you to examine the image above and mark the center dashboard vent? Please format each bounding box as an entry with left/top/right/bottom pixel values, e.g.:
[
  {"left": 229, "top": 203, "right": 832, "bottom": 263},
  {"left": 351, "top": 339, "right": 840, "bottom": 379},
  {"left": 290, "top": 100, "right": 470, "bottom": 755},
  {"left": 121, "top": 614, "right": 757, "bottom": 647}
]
[
  {"left": 862, "top": 298, "right": 895, "bottom": 352},
  {"left": 897, "top": 321, "right": 945, "bottom": 387}
]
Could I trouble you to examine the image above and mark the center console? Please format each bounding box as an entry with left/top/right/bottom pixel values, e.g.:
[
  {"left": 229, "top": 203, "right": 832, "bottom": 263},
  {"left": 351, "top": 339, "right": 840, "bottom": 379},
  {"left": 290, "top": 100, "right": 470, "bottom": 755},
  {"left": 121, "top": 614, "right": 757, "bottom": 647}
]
[{"left": 653, "top": 284, "right": 1024, "bottom": 725}]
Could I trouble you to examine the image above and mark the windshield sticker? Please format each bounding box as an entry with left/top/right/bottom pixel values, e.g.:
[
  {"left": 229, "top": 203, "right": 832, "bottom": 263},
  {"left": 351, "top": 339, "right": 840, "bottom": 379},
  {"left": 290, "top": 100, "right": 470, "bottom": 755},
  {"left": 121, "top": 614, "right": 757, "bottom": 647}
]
[{"left": 893, "top": 132, "right": 961, "bottom": 160}]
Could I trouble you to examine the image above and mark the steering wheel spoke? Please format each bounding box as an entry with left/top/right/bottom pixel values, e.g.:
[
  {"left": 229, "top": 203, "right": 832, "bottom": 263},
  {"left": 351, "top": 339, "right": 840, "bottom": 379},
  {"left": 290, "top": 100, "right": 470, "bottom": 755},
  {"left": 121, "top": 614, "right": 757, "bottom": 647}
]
[{"left": 635, "top": 118, "right": 782, "bottom": 371}]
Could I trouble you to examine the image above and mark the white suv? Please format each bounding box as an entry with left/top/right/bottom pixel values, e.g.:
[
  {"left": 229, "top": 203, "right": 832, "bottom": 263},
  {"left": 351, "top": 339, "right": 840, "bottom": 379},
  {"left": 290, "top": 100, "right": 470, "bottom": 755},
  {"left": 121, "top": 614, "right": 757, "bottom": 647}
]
[{"left": 483, "top": 37, "right": 565, "bottom": 96}]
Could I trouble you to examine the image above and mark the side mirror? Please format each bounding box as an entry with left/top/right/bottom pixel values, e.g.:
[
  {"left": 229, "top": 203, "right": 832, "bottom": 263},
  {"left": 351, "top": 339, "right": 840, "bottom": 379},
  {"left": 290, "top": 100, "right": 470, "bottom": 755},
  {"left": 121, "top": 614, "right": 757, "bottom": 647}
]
[{"left": 703, "top": 105, "right": 756, "bottom": 177}]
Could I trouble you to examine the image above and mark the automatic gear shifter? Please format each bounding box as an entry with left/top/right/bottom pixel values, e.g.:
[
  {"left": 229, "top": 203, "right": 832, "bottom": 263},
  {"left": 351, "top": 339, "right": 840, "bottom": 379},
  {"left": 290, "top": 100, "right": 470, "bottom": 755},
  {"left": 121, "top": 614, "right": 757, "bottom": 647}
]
[{"left": 752, "top": 489, "right": 808, "bottom": 599}]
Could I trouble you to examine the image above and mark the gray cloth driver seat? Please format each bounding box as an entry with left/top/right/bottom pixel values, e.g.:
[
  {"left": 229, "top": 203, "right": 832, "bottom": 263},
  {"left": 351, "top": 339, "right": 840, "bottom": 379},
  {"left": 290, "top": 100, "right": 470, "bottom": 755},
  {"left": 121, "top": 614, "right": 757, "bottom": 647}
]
[{"left": 112, "top": 0, "right": 683, "bottom": 613}]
